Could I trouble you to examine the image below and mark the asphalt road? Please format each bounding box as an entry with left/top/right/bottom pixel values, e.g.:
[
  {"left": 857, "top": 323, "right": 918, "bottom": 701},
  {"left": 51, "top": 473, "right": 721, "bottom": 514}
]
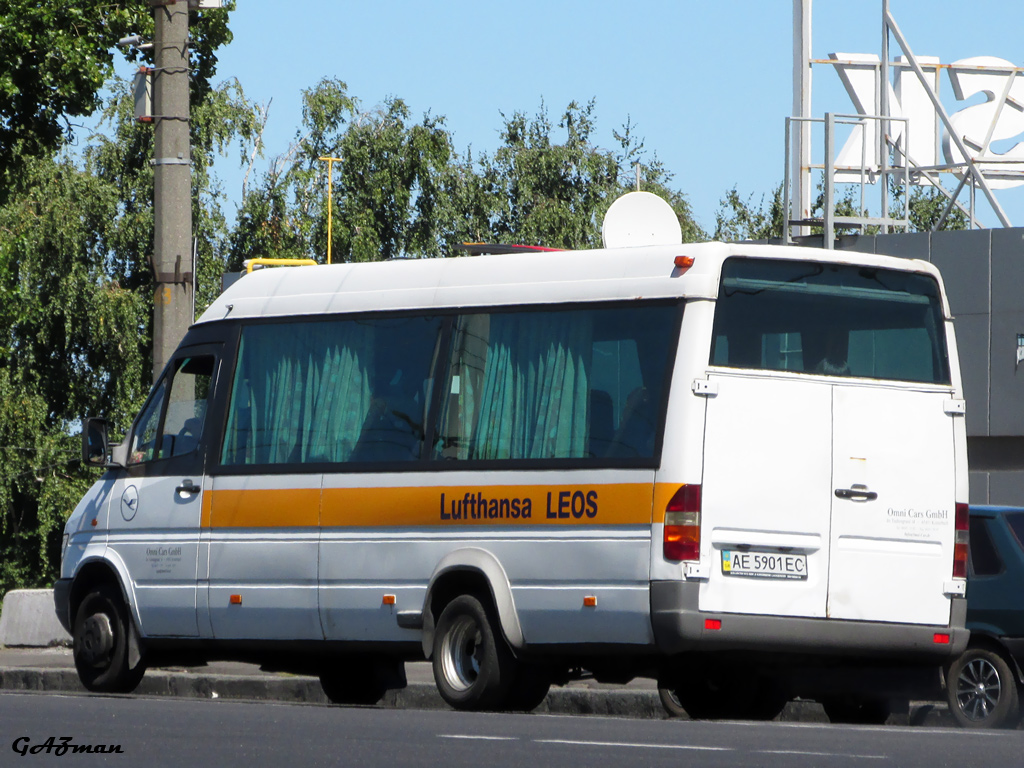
[{"left": 2, "top": 692, "right": 1021, "bottom": 768}]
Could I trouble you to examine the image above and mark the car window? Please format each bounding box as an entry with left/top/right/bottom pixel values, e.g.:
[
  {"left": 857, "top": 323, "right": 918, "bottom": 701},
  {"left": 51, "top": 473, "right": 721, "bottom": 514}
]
[
  {"left": 1005, "top": 512, "right": 1024, "bottom": 555},
  {"left": 969, "top": 517, "right": 1003, "bottom": 577},
  {"left": 130, "top": 355, "right": 214, "bottom": 464}
]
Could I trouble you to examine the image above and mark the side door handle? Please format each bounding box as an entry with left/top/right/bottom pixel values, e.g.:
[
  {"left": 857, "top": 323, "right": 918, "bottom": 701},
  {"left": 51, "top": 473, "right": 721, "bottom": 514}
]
[
  {"left": 176, "top": 479, "right": 201, "bottom": 495},
  {"left": 834, "top": 486, "right": 878, "bottom": 501}
]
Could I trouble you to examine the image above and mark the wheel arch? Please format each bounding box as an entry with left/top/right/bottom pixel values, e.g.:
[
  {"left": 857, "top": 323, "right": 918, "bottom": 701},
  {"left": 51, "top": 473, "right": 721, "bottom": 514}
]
[
  {"left": 965, "top": 632, "right": 1024, "bottom": 685},
  {"left": 420, "top": 548, "right": 524, "bottom": 659},
  {"left": 69, "top": 556, "right": 137, "bottom": 633}
]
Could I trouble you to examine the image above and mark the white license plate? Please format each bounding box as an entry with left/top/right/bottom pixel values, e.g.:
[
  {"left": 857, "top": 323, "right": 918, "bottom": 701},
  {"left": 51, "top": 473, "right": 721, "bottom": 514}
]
[{"left": 721, "top": 550, "right": 807, "bottom": 580}]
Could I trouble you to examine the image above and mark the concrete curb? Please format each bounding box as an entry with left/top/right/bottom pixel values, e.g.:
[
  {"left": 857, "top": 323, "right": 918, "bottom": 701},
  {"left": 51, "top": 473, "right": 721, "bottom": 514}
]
[
  {"left": 0, "top": 666, "right": 664, "bottom": 718},
  {"left": 0, "top": 590, "right": 70, "bottom": 648},
  {"left": 0, "top": 665, "right": 957, "bottom": 726}
]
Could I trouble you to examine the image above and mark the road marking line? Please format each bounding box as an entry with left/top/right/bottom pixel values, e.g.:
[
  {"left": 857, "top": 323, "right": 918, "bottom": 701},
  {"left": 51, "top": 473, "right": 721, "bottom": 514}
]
[
  {"left": 536, "top": 739, "right": 731, "bottom": 751},
  {"left": 439, "top": 735, "right": 518, "bottom": 741},
  {"left": 760, "top": 750, "right": 887, "bottom": 759}
]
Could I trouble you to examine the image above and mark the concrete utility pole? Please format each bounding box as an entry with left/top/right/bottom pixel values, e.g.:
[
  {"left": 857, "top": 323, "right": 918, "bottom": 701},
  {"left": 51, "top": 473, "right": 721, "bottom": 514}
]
[{"left": 151, "top": 0, "right": 193, "bottom": 382}]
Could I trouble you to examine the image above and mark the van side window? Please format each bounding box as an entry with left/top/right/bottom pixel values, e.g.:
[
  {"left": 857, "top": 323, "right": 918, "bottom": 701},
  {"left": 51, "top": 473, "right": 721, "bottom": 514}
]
[
  {"left": 433, "top": 303, "right": 679, "bottom": 462},
  {"left": 221, "top": 316, "right": 443, "bottom": 466},
  {"left": 129, "top": 356, "right": 214, "bottom": 464},
  {"left": 710, "top": 258, "right": 951, "bottom": 385}
]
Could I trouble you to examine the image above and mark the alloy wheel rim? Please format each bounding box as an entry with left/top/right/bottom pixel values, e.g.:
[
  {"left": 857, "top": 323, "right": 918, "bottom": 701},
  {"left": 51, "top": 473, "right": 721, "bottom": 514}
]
[
  {"left": 441, "top": 615, "right": 483, "bottom": 692},
  {"left": 955, "top": 658, "right": 1001, "bottom": 721}
]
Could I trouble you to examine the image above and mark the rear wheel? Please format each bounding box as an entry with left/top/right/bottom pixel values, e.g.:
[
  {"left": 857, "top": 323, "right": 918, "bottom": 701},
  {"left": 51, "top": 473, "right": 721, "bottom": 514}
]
[
  {"left": 821, "top": 695, "right": 891, "bottom": 725},
  {"left": 319, "top": 657, "right": 406, "bottom": 706},
  {"left": 432, "top": 594, "right": 514, "bottom": 711},
  {"left": 946, "top": 647, "right": 1020, "bottom": 729},
  {"left": 73, "top": 583, "right": 145, "bottom": 693},
  {"left": 658, "top": 659, "right": 762, "bottom": 720}
]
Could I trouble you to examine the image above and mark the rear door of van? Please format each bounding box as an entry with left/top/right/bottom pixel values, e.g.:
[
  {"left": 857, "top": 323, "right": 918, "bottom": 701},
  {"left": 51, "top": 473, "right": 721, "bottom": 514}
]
[{"left": 700, "top": 257, "right": 958, "bottom": 626}]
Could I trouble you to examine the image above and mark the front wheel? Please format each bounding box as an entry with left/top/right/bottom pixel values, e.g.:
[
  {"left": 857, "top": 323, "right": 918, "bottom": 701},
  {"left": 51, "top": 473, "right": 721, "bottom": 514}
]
[
  {"left": 432, "top": 594, "right": 514, "bottom": 711},
  {"left": 947, "top": 647, "right": 1021, "bottom": 729},
  {"left": 73, "top": 583, "right": 145, "bottom": 693}
]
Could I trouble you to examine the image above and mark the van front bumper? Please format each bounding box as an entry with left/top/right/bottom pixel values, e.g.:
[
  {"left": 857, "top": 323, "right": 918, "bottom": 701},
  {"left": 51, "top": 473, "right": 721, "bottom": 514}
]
[
  {"left": 651, "top": 580, "right": 968, "bottom": 659},
  {"left": 53, "top": 579, "right": 73, "bottom": 635}
]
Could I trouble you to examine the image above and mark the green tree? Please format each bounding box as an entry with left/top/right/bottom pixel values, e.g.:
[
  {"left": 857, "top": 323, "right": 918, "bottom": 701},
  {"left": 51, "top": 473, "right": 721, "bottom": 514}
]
[
  {"left": 902, "top": 186, "right": 969, "bottom": 232},
  {"left": 479, "top": 101, "right": 703, "bottom": 249},
  {"left": 713, "top": 185, "right": 785, "bottom": 242},
  {"left": 0, "top": 72, "right": 258, "bottom": 598},
  {"left": 0, "top": 2, "right": 234, "bottom": 202},
  {"left": 229, "top": 79, "right": 458, "bottom": 266}
]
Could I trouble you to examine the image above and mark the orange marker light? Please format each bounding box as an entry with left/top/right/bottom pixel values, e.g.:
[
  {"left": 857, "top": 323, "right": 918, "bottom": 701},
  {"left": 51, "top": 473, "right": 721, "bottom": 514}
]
[
  {"left": 673, "top": 255, "right": 695, "bottom": 272},
  {"left": 229, "top": 594, "right": 243, "bottom": 605},
  {"left": 382, "top": 594, "right": 396, "bottom": 605},
  {"left": 583, "top": 596, "right": 597, "bottom": 607}
]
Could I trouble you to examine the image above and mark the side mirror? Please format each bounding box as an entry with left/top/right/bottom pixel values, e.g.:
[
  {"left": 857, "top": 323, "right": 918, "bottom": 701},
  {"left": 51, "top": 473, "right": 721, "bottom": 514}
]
[{"left": 82, "top": 417, "right": 111, "bottom": 467}]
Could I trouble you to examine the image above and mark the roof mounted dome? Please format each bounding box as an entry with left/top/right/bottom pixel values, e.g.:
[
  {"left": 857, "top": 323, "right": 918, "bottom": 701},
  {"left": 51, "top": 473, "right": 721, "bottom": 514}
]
[{"left": 601, "top": 191, "right": 682, "bottom": 249}]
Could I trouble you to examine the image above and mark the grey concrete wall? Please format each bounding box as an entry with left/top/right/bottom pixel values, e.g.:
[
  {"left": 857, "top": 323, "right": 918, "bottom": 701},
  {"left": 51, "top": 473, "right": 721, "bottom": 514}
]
[{"left": 825, "top": 228, "right": 1024, "bottom": 505}]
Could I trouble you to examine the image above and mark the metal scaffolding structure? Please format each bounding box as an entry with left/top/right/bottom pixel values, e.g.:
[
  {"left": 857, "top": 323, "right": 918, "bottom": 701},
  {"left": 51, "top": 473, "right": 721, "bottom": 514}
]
[{"left": 788, "top": 0, "right": 1024, "bottom": 246}]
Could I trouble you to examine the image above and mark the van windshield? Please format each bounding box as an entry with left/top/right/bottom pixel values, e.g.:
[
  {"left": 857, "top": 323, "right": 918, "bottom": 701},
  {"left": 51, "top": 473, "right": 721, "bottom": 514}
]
[{"left": 710, "top": 257, "right": 951, "bottom": 385}]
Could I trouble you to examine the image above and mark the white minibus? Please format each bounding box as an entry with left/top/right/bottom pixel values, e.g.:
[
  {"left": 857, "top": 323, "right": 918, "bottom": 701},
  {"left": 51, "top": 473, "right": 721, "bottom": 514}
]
[{"left": 56, "top": 236, "right": 969, "bottom": 719}]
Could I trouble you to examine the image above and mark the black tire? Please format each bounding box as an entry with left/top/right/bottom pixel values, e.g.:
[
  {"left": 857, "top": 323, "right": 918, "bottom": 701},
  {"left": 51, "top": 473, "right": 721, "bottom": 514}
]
[
  {"left": 746, "top": 679, "right": 790, "bottom": 721},
  {"left": 507, "top": 664, "right": 551, "bottom": 712},
  {"left": 822, "top": 695, "right": 891, "bottom": 725},
  {"left": 658, "top": 660, "right": 757, "bottom": 720},
  {"left": 432, "top": 594, "right": 514, "bottom": 711},
  {"left": 658, "top": 684, "right": 689, "bottom": 718},
  {"left": 72, "top": 583, "right": 145, "bottom": 693},
  {"left": 946, "top": 647, "right": 1021, "bottom": 729},
  {"left": 319, "top": 657, "right": 405, "bottom": 706}
]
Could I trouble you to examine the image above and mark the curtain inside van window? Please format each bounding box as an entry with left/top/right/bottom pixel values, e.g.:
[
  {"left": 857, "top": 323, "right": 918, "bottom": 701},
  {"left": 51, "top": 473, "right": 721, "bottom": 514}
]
[
  {"left": 222, "top": 322, "right": 373, "bottom": 465},
  {"left": 222, "top": 316, "right": 443, "bottom": 466},
  {"left": 469, "top": 312, "right": 591, "bottom": 460},
  {"left": 435, "top": 303, "right": 679, "bottom": 462}
]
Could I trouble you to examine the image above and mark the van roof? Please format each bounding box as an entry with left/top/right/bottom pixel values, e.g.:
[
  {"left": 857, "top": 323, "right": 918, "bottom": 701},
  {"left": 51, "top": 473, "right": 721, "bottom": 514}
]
[{"left": 197, "top": 241, "right": 949, "bottom": 325}]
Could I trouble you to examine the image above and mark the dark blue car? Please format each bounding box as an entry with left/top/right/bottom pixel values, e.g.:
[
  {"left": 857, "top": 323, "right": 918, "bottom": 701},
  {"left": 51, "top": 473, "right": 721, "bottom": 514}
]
[{"left": 945, "top": 506, "right": 1024, "bottom": 728}]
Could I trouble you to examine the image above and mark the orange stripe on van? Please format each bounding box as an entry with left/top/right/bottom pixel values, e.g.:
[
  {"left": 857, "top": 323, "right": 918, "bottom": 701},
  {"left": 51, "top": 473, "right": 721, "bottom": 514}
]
[
  {"left": 321, "top": 484, "right": 654, "bottom": 527},
  {"left": 209, "top": 488, "right": 320, "bottom": 528},
  {"left": 205, "top": 484, "right": 659, "bottom": 529}
]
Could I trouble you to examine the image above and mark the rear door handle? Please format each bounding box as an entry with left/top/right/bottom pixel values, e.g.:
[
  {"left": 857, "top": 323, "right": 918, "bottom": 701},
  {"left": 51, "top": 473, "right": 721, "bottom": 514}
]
[
  {"left": 176, "top": 479, "right": 201, "bottom": 495},
  {"left": 834, "top": 486, "right": 877, "bottom": 501}
]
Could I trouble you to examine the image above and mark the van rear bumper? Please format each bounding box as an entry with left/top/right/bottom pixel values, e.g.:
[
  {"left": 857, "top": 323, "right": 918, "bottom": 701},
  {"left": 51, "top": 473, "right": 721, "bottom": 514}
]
[{"left": 651, "top": 581, "right": 968, "bottom": 659}]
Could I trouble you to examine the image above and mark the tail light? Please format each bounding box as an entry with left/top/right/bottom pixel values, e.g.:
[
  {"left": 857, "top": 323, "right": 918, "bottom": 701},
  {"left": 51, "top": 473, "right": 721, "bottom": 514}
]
[
  {"left": 664, "top": 484, "right": 701, "bottom": 561},
  {"left": 953, "top": 502, "right": 969, "bottom": 579}
]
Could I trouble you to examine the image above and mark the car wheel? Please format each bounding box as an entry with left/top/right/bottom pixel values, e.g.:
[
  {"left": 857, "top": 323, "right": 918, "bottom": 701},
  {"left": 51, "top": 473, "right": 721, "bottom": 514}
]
[
  {"left": 506, "top": 664, "right": 551, "bottom": 712},
  {"left": 319, "top": 657, "right": 405, "bottom": 705},
  {"left": 658, "top": 660, "right": 757, "bottom": 720},
  {"left": 432, "top": 594, "right": 514, "bottom": 711},
  {"left": 73, "top": 583, "right": 146, "bottom": 693},
  {"left": 821, "top": 695, "right": 891, "bottom": 725},
  {"left": 947, "top": 647, "right": 1021, "bottom": 729}
]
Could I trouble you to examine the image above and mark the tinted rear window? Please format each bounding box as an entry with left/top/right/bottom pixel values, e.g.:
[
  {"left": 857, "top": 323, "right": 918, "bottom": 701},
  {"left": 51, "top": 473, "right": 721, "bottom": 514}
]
[
  {"left": 711, "top": 258, "right": 950, "bottom": 384},
  {"left": 1006, "top": 512, "right": 1024, "bottom": 554},
  {"left": 969, "top": 517, "right": 1003, "bottom": 577}
]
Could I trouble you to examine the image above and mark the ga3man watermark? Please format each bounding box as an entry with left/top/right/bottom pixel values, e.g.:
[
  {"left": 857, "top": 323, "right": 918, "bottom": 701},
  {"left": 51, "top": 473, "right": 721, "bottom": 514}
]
[{"left": 12, "top": 737, "right": 123, "bottom": 756}]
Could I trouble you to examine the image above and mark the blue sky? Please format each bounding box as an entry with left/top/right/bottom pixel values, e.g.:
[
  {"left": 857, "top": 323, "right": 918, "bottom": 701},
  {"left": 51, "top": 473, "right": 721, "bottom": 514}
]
[{"left": 179, "top": 1, "right": 1024, "bottom": 234}]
